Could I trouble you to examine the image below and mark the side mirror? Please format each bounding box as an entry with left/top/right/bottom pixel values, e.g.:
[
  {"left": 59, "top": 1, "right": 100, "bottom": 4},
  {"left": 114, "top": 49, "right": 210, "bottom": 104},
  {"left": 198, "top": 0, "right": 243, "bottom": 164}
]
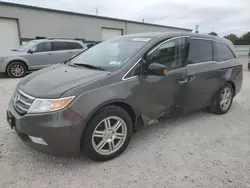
[
  {"left": 147, "top": 63, "right": 168, "bottom": 76},
  {"left": 28, "top": 46, "right": 37, "bottom": 54},
  {"left": 28, "top": 49, "right": 34, "bottom": 54}
]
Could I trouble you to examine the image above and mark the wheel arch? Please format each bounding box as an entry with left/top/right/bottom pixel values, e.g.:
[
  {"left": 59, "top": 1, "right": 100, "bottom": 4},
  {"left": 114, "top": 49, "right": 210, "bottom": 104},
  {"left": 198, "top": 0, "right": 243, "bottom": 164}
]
[
  {"left": 80, "top": 100, "right": 139, "bottom": 152},
  {"left": 226, "top": 80, "right": 236, "bottom": 97},
  {"left": 84, "top": 99, "right": 138, "bottom": 129},
  {"left": 6, "top": 59, "right": 29, "bottom": 73}
]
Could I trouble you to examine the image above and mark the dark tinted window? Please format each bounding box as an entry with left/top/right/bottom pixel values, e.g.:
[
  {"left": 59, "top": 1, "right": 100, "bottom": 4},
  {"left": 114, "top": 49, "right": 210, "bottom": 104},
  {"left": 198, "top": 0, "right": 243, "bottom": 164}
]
[
  {"left": 52, "top": 42, "right": 69, "bottom": 51},
  {"left": 147, "top": 38, "right": 186, "bottom": 70},
  {"left": 68, "top": 42, "right": 83, "bottom": 49},
  {"left": 34, "top": 42, "right": 51, "bottom": 52},
  {"left": 188, "top": 39, "right": 213, "bottom": 64},
  {"left": 214, "top": 42, "right": 235, "bottom": 62}
]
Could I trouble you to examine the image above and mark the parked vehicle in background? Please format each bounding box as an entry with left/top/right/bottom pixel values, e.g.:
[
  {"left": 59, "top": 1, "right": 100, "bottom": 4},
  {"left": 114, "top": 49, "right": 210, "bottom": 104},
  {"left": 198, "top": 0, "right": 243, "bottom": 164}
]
[
  {"left": 248, "top": 48, "right": 250, "bottom": 70},
  {"left": 85, "top": 41, "right": 101, "bottom": 48},
  {"left": 0, "top": 39, "right": 87, "bottom": 78},
  {"left": 6, "top": 32, "right": 242, "bottom": 161}
]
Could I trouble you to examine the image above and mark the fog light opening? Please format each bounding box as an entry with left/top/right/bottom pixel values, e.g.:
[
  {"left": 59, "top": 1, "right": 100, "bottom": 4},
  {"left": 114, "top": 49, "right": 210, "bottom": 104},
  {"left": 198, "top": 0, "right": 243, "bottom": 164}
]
[{"left": 28, "top": 136, "right": 47, "bottom": 145}]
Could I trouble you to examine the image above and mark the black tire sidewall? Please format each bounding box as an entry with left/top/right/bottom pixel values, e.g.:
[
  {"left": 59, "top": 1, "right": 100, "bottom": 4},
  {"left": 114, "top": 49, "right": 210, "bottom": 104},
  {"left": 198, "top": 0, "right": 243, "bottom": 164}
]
[
  {"left": 83, "top": 106, "right": 133, "bottom": 161},
  {"left": 7, "top": 61, "right": 27, "bottom": 78},
  {"left": 215, "top": 83, "right": 234, "bottom": 114}
]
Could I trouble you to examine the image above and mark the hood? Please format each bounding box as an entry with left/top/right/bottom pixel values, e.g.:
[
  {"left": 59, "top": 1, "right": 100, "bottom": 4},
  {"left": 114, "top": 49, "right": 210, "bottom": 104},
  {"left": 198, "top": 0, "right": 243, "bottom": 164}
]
[
  {"left": 18, "top": 63, "right": 110, "bottom": 98},
  {"left": 0, "top": 50, "right": 27, "bottom": 57}
]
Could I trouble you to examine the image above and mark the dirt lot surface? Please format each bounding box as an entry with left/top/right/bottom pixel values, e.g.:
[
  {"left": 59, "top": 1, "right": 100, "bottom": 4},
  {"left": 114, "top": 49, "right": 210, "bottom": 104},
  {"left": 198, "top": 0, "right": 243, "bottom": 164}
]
[{"left": 0, "top": 57, "right": 249, "bottom": 188}]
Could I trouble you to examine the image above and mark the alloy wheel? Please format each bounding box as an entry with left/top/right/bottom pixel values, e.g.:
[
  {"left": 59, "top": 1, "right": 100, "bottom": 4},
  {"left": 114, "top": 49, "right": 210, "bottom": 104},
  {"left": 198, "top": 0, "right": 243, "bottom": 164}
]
[
  {"left": 220, "top": 87, "right": 232, "bottom": 111},
  {"left": 92, "top": 116, "right": 127, "bottom": 155}
]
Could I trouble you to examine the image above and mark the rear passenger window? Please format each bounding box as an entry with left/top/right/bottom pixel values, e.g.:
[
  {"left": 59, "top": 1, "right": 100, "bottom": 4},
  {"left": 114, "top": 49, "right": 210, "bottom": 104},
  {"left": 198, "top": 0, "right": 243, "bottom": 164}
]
[
  {"left": 52, "top": 42, "right": 69, "bottom": 51},
  {"left": 68, "top": 42, "right": 83, "bottom": 49},
  {"left": 188, "top": 39, "right": 213, "bottom": 64},
  {"left": 214, "top": 42, "right": 235, "bottom": 62}
]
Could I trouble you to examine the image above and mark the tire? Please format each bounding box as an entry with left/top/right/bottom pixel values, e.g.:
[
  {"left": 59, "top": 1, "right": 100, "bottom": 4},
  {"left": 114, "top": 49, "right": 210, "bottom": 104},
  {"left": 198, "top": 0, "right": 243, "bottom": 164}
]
[
  {"left": 7, "top": 61, "right": 27, "bottom": 78},
  {"left": 208, "top": 83, "right": 234, "bottom": 114},
  {"left": 248, "top": 63, "right": 250, "bottom": 71},
  {"left": 82, "top": 106, "right": 133, "bottom": 161}
]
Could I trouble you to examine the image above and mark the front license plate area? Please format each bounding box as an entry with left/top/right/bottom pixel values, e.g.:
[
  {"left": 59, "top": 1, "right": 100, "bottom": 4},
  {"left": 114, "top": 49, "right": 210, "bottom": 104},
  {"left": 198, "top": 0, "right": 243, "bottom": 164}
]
[{"left": 6, "top": 111, "right": 16, "bottom": 129}]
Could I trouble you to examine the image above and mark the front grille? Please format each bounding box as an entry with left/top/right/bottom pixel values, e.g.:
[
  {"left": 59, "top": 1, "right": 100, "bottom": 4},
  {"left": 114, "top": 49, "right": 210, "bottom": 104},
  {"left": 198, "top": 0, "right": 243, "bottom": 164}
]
[{"left": 13, "top": 90, "right": 35, "bottom": 115}]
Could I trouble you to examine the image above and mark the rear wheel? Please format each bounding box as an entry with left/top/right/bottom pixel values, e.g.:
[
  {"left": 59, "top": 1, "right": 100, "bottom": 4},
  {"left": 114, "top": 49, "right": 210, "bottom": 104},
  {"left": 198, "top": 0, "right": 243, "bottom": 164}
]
[
  {"left": 82, "top": 106, "right": 133, "bottom": 161},
  {"left": 208, "top": 83, "right": 234, "bottom": 114},
  {"left": 7, "top": 61, "right": 27, "bottom": 78}
]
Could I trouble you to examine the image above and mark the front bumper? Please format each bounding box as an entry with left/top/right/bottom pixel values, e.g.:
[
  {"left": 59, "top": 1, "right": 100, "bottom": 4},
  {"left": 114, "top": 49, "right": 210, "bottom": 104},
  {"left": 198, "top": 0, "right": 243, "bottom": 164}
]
[{"left": 7, "top": 101, "right": 86, "bottom": 156}]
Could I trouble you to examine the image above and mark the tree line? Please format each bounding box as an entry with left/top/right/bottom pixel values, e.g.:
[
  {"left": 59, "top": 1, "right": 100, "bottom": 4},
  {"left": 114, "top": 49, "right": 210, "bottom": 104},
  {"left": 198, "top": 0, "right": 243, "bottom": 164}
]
[{"left": 208, "top": 32, "right": 250, "bottom": 45}]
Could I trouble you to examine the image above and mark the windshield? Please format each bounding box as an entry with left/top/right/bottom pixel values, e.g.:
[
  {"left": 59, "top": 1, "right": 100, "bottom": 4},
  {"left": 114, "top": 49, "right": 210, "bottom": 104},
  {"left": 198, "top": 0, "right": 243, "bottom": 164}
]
[
  {"left": 16, "top": 40, "right": 39, "bottom": 52},
  {"left": 70, "top": 37, "right": 150, "bottom": 71}
]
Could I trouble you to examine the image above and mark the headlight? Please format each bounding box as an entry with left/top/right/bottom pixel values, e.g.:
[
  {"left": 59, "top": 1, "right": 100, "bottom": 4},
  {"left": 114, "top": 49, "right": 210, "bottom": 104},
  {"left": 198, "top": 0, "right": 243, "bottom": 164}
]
[{"left": 28, "top": 96, "right": 75, "bottom": 113}]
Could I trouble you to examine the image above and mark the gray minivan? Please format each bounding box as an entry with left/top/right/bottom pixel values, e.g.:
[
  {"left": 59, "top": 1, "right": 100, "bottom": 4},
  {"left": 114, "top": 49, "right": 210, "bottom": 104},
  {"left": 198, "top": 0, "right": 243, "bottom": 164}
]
[
  {"left": 0, "top": 39, "right": 87, "bottom": 77},
  {"left": 6, "top": 32, "right": 242, "bottom": 161}
]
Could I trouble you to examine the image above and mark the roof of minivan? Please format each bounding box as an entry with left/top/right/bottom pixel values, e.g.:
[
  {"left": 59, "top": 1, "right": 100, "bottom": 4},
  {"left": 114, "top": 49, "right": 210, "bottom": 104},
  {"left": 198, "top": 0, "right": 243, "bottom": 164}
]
[{"left": 121, "top": 32, "right": 232, "bottom": 45}]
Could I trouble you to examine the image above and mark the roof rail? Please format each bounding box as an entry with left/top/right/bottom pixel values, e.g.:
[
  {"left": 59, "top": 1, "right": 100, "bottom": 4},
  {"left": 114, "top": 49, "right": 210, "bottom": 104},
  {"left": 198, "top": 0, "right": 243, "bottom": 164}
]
[{"left": 35, "top": 37, "right": 85, "bottom": 41}]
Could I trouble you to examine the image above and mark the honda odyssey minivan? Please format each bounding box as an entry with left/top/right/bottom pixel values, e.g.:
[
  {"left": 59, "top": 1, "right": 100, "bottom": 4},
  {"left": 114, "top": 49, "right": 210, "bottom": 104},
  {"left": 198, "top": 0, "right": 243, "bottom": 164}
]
[{"left": 6, "top": 32, "right": 242, "bottom": 161}]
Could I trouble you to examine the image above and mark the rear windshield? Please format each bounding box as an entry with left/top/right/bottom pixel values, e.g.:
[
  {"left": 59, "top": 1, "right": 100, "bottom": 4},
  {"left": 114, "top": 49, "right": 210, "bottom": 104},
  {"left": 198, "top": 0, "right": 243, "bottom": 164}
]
[{"left": 70, "top": 37, "right": 151, "bottom": 72}]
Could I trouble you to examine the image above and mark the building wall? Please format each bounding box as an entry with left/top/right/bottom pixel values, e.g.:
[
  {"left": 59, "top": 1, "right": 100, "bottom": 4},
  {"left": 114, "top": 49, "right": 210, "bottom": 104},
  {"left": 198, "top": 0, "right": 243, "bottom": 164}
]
[
  {"left": 0, "top": 3, "right": 190, "bottom": 42},
  {"left": 235, "top": 45, "right": 250, "bottom": 57},
  {"left": 127, "top": 22, "right": 185, "bottom": 34}
]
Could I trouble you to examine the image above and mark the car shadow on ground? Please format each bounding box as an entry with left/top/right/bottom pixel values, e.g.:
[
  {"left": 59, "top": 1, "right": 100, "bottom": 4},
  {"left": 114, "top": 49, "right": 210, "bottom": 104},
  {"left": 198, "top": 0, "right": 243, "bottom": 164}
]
[
  {"left": 10, "top": 106, "right": 223, "bottom": 168},
  {"left": 0, "top": 73, "right": 9, "bottom": 79}
]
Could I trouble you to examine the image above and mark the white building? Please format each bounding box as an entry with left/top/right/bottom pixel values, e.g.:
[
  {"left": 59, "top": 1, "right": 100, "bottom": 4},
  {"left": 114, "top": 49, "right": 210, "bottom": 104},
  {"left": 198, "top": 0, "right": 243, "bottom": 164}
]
[{"left": 0, "top": 1, "right": 192, "bottom": 51}]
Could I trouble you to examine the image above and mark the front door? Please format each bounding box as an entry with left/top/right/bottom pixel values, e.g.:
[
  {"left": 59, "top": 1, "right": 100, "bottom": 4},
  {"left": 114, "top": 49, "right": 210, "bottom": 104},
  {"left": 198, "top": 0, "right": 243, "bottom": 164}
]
[{"left": 138, "top": 37, "right": 188, "bottom": 123}]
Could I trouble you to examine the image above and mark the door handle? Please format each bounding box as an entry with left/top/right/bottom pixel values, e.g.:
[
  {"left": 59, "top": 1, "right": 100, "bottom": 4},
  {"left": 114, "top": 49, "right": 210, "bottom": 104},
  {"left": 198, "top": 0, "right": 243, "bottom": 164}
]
[
  {"left": 189, "top": 75, "right": 196, "bottom": 81},
  {"left": 177, "top": 77, "right": 189, "bottom": 84},
  {"left": 48, "top": 53, "right": 52, "bottom": 55}
]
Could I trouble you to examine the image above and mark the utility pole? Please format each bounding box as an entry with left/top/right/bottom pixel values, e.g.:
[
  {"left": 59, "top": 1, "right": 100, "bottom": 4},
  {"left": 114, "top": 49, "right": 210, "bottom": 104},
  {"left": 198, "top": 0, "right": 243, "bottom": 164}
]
[
  {"left": 142, "top": 19, "right": 144, "bottom": 23},
  {"left": 96, "top": 8, "right": 98, "bottom": 15},
  {"left": 195, "top": 25, "right": 199, "bottom": 33}
]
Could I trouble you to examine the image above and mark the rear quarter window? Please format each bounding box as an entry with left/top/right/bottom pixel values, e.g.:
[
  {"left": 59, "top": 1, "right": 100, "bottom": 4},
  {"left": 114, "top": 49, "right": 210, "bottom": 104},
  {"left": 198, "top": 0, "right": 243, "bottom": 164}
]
[
  {"left": 213, "top": 42, "right": 235, "bottom": 62},
  {"left": 68, "top": 42, "right": 84, "bottom": 49}
]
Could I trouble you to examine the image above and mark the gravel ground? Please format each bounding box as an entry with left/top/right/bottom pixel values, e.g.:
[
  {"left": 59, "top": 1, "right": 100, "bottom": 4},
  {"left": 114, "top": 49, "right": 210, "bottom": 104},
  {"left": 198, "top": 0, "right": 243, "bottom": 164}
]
[{"left": 0, "top": 57, "right": 249, "bottom": 188}]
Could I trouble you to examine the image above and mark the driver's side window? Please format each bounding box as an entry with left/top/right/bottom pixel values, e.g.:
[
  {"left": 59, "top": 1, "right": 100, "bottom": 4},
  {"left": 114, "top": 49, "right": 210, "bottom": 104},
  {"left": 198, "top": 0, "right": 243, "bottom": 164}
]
[
  {"left": 147, "top": 38, "right": 186, "bottom": 70},
  {"left": 32, "top": 42, "right": 52, "bottom": 53}
]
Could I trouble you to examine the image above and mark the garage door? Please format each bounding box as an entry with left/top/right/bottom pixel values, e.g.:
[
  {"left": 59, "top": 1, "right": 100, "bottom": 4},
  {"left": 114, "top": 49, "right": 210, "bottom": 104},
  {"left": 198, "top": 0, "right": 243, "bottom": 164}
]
[
  {"left": 0, "top": 18, "right": 20, "bottom": 52},
  {"left": 102, "top": 28, "right": 122, "bottom": 41}
]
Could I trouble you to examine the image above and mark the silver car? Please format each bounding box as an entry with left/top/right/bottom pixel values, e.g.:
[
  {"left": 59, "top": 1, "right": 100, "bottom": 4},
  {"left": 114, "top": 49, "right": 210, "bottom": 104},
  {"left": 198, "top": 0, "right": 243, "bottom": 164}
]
[{"left": 0, "top": 39, "right": 87, "bottom": 78}]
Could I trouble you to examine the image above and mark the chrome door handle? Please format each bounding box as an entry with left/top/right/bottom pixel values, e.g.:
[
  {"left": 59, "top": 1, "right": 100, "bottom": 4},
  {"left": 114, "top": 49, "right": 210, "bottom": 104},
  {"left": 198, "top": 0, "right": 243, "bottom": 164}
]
[
  {"left": 177, "top": 77, "right": 188, "bottom": 84},
  {"left": 189, "top": 75, "right": 196, "bottom": 81}
]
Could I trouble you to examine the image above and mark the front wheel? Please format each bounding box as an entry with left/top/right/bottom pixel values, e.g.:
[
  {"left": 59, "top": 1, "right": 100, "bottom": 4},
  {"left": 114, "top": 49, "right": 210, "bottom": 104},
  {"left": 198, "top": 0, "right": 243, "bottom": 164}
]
[
  {"left": 82, "top": 106, "right": 133, "bottom": 161},
  {"left": 7, "top": 61, "right": 27, "bottom": 78},
  {"left": 208, "top": 83, "right": 234, "bottom": 114}
]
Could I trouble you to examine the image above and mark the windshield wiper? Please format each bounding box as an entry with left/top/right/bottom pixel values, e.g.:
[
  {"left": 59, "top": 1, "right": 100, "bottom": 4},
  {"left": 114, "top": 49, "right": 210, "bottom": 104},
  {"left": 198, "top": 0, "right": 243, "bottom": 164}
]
[{"left": 72, "top": 63, "right": 106, "bottom": 71}]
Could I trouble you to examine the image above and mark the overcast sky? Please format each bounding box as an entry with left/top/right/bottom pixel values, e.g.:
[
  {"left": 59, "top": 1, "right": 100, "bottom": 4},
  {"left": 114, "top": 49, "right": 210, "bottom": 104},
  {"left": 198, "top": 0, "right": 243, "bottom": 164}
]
[{"left": 3, "top": 0, "right": 250, "bottom": 36}]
